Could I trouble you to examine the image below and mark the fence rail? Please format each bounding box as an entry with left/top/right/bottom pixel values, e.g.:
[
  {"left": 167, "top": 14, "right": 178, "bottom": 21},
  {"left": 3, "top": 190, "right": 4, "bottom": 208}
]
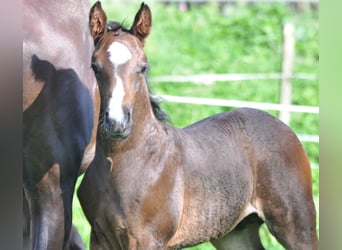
[
  {"left": 150, "top": 72, "right": 316, "bottom": 84},
  {"left": 159, "top": 94, "right": 319, "bottom": 114}
]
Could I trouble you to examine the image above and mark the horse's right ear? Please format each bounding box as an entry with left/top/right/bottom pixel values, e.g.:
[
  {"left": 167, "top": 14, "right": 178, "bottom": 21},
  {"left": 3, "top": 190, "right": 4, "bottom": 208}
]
[{"left": 89, "top": 1, "right": 107, "bottom": 44}]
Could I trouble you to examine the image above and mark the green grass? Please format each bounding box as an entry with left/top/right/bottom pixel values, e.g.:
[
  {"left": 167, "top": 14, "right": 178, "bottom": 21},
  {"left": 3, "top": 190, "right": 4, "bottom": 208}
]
[{"left": 73, "top": 1, "right": 318, "bottom": 249}]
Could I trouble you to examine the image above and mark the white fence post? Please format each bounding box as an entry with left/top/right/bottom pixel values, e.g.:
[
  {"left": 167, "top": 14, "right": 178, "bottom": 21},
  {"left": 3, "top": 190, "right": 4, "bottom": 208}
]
[{"left": 279, "top": 23, "right": 295, "bottom": 125}]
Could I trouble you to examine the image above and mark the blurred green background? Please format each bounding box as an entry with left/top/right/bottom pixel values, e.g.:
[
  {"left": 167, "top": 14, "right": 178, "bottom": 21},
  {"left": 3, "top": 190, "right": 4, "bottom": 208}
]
[{"left": 73, "top": 1, "right": 319, "bottom": 249}]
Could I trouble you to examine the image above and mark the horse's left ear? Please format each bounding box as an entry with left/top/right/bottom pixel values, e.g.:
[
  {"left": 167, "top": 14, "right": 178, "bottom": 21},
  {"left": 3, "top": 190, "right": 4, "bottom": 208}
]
[{"left": 130, "top": 2, "right": 151, "bottom": 45}]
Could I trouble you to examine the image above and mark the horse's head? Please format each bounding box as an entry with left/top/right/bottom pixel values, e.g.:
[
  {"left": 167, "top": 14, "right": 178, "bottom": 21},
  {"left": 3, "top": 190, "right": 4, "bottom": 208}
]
[{"left": 89, "top": 1, "right": 151, "bottom": 141}]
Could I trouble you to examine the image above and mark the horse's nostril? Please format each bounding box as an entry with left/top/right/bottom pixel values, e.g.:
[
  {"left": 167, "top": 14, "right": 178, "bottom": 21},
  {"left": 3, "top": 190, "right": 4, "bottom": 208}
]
[{"left": 127, "top": 111, "right": 131, "bottom": 122}]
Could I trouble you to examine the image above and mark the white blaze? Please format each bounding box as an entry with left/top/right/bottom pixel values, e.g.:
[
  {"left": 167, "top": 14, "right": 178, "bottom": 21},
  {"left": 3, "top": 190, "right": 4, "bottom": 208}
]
[
  {"left": 108, "top": 73, "right": 125, "bottom": 121},
  {"left": 108, "top": 42, "right": 132, "bottom": 65},
  {"left": 107, "top": 42, "right": 132, "bottom": 122}
]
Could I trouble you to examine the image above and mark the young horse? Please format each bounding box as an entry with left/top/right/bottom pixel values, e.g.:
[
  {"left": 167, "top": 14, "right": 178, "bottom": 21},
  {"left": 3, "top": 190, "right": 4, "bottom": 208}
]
[
  {"left": 23, "top": 0, "right": 99, "bottom": 249},
  {"left": 78, "top": 2, "right": 318, "bottom": 249}
]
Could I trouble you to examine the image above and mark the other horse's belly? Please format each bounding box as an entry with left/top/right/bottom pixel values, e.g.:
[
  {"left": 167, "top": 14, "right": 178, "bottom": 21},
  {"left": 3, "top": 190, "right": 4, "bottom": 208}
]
[{"left": 168, "top": 172, "right": 253, "bottom": 249}]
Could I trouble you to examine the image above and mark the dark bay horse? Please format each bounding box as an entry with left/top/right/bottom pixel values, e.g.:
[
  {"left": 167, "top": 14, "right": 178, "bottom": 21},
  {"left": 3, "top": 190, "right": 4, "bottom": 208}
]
[
  {"left": 78, "top": 2, "right": 318, "bottom": 249},
  {"left": 23, "top": 0, "right": 99, "bottom": 249}
]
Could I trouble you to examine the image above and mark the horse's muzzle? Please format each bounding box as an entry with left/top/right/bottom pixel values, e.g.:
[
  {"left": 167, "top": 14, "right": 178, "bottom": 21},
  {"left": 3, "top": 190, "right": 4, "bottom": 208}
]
[{"left": 101, "top": 108, "right": 132, "bottom": 140}]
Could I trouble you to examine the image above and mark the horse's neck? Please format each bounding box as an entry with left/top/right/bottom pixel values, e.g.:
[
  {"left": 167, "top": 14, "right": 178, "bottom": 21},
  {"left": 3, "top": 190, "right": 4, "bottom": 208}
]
[{"left": 103, "top": 81, "right": 163, "bottom": 153}]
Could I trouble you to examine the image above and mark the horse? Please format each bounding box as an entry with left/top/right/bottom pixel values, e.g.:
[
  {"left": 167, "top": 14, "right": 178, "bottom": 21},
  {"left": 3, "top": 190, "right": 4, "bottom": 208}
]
[
  {"left": 78, "top": 2, "right": 318, "bottom": 249},
  {"left": 23, "top": 0, "right": 99, "bottom": 249}
]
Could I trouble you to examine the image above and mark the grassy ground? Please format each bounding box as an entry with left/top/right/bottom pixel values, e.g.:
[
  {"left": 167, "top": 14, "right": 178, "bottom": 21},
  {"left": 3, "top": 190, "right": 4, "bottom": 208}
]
[{"left": 73, "top": 1, "right": 318, "bottom": 249}]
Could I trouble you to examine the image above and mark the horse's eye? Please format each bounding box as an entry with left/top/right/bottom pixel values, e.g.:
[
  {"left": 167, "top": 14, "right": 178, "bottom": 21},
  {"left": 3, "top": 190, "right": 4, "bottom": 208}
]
[
  {"left": 137, "top": 64, "right": 149, "bottom": 74},
  {"left": 91, "top": 62, "right": 101, "bottom": 75}
]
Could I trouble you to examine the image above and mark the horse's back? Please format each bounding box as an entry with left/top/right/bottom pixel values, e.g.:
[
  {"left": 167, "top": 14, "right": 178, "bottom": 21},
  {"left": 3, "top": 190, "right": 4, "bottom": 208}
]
[
  {"left": 184, "top": 107, "right": 313, "bottom": 203},
  {"left": 185, "top": 107, "right": 310, "bottom": 171}
]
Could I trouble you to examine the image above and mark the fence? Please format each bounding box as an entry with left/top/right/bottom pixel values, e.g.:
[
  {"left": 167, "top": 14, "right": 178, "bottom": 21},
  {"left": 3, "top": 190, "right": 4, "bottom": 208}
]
[{"left": 149, "top": 23, "right": 319, "bottom": 143}]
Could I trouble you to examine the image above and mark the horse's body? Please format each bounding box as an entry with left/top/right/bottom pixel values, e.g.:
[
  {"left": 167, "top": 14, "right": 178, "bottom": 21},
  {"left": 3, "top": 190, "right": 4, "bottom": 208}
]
[
  {"left": 23, "top": 1, "right": 99, "bottom": 249},
  {"left": 78, "top": 2, "right": 318, "bottom": 249}
]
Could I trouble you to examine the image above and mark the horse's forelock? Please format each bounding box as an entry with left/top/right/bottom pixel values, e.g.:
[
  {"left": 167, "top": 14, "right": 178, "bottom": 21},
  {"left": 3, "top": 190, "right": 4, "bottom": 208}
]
[
  {"left": 107, "top": 21, "right": 122, "bottom": 32},
  {"left": 107, "top": 21, "right": 131, "bottom": 35}
]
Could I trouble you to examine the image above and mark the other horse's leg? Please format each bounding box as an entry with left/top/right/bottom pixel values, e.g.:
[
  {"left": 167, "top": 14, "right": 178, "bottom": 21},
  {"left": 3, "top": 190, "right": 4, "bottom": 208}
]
[
  {"left": 89, "top": 227, "right": 123, "bottom": 250},
  {"left": 66, "top": 225, "right": 85, "bottom": 250},
  {"left": 24, "top": 164, "right": 65, "bottom": 250},
  {"left": 23, "top": 191, "right": 30, "bottom": 249},
  {"left": 211, "top": 214, "right": 264, "bottom": 250}
]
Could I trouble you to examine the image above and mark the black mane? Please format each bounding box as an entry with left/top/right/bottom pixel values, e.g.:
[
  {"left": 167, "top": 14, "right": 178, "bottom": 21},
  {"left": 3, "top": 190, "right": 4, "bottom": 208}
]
[{"left": 149, "top": 93, "right": 171, "bottom": 124}]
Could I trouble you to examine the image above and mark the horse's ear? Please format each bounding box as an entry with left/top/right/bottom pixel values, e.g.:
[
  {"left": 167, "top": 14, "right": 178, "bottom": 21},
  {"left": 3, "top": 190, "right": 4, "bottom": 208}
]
[
  {"left": 89, "top": 1, "right": 107, "bottom": 44},
  {"left": 130, "top": 2, "right": 151, "bottom": 45}
]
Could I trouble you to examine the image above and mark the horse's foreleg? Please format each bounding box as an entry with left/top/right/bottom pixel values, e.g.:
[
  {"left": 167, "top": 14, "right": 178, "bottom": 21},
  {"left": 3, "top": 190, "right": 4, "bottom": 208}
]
[
  {"left": 136, "top": 238, "right": 168, "bottom": 250},
  {"left": 211, "top": 214, "right": 264, "bottom": 250}
]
